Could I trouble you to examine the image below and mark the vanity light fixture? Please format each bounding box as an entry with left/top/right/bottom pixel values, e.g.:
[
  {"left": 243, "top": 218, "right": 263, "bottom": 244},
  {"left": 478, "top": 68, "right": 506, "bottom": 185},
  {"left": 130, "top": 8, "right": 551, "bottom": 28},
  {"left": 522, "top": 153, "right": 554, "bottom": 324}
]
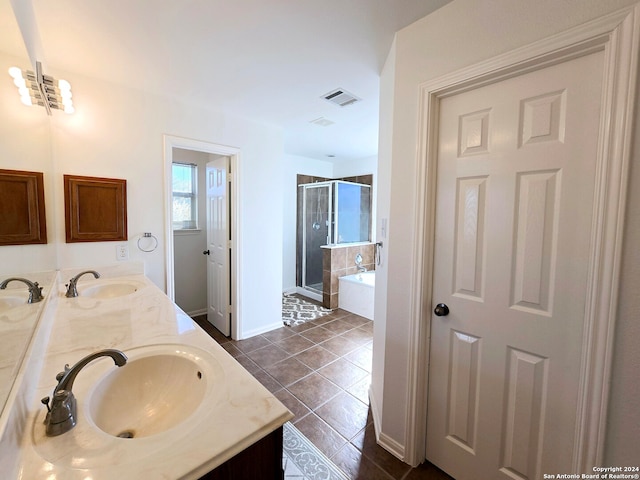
[{"left": 8, "top": 61, "right": 74, "bottom": 115}]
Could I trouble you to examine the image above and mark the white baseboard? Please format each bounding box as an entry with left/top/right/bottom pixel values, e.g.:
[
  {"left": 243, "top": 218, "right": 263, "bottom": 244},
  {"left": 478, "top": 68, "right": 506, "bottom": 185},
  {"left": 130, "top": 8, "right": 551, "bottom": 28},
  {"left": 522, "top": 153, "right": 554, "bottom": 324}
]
[
  {"left": 283, "top": 287, "right": 297, "bottom": 295},
  {"left": 369, "top": 384, "right": 406, "bottom": 461},
  {"left": 186, "top": 308, "right": 207, "bottom": 317},
  {"left": 379, "top": 432, "right": 405, "bottom": 461},
  {"left": 239, "top": 320, "right": 284, "bottom": 340},
  {"left": 369, "top": 384, "right": 382, "bottom": 434}
]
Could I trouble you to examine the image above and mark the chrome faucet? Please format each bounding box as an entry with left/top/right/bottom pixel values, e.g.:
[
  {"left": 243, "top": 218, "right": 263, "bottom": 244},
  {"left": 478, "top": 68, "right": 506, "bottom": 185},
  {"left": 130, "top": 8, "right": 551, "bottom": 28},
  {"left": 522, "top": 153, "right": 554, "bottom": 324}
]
[
  {"left": 41, "top": 349, "right": 127, "bottom": 436},
  {"left": 65, "top": 270, "right": 100, "bottom": 297},
  {"left": 0, "top": 277, "right": 44, "bottom": 303}
]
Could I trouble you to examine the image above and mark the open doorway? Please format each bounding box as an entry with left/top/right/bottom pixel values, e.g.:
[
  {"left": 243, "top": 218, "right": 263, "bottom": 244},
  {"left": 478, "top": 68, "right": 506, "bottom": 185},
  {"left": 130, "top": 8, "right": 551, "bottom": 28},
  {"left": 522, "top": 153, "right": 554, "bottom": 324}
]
[{"left": 163, "top": 135, "right": 241, "bottom": 339}]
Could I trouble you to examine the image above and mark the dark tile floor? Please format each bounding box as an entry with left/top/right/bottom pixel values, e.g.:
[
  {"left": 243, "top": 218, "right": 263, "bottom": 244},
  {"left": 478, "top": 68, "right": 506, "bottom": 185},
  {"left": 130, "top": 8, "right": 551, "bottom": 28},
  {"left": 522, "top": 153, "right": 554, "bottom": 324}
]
[{"left": 193, "top": 306, "right": 453, "bottom": 480}]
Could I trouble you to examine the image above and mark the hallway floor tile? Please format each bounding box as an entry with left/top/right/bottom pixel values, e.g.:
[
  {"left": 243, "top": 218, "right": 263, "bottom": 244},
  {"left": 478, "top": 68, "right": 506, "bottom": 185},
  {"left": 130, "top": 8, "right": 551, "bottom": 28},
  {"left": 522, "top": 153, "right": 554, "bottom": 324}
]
[{"left": 193, "top": 307, "right": 453, "bottom": 480}]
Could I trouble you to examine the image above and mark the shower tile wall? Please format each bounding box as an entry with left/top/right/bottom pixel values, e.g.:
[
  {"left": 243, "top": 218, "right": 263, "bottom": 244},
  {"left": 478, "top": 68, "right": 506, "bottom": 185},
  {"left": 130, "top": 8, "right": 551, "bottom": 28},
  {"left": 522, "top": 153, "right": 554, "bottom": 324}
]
[
  {"left": 340, "top": 174, "right": 373, "bottom": 187},
  {"left": 322, "top": 244, "right": 375, "bottom": 309}
]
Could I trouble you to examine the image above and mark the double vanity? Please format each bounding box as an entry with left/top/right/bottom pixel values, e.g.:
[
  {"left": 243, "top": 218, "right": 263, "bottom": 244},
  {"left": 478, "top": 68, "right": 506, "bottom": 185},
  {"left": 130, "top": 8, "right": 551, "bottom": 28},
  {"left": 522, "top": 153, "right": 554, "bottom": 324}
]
[{"left": 0, "top": 263, "right": 292, "bottom": 479}]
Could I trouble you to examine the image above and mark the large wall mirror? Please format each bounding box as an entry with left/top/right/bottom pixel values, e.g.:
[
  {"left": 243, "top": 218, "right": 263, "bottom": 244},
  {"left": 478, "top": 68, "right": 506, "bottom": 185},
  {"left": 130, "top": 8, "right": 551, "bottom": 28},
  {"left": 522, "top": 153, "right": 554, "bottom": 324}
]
[{"left": 0, "top": 0, "right": 56, "bottom": 424}]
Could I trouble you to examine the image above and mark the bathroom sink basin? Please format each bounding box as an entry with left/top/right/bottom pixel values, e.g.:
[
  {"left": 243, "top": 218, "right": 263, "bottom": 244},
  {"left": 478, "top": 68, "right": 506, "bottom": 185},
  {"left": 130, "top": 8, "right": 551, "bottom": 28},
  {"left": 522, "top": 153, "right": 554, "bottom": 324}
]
[
  {"left": 86, "top": 344, "right": 223, "bottom": 439},
  {"left": 79, "top": 280, "right": 144, "bottom": 299}
]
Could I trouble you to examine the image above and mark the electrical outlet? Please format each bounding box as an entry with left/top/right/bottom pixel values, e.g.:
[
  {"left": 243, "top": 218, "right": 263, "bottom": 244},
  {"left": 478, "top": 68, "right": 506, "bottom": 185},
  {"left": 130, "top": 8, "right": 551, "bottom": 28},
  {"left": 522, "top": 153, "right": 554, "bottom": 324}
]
[{"left": 116, "top": 244, "right": 129, "bottom": 261}]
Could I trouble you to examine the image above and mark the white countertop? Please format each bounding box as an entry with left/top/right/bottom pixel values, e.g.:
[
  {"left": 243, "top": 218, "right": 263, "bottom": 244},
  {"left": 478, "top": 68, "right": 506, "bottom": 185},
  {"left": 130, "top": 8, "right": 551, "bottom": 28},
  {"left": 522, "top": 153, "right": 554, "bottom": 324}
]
[{"left": 6, "top": 270, "right": 292, "bottom": 479}]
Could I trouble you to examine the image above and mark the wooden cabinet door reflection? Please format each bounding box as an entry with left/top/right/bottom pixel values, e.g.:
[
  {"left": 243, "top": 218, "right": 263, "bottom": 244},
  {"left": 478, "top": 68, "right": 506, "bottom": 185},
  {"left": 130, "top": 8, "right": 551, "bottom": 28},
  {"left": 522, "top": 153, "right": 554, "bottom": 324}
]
[{"left": 0, "top": 169, "right": 47, "bottom": 245}]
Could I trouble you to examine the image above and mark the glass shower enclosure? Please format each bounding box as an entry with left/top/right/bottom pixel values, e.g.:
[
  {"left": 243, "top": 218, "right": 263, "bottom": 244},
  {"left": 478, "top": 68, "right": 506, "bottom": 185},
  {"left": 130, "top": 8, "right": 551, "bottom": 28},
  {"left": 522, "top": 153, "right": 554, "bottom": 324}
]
[{"left": 298, "top": 180, "right": 371, "bottom": 298}]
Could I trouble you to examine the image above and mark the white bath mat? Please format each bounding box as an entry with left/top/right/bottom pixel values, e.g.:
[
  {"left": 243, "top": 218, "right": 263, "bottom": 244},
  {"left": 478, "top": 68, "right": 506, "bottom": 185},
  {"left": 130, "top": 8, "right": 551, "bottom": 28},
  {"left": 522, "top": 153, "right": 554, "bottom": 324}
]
[{"left": 282, "top": 294, "right": 331, "bottom": 326}]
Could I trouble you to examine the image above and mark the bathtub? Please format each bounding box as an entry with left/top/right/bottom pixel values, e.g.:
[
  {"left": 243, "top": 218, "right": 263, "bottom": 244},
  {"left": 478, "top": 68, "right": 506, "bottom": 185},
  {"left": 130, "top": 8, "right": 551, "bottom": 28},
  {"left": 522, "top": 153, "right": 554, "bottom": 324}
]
[{"left": 338, "top": 271, "right": 375, "bottom": 320}]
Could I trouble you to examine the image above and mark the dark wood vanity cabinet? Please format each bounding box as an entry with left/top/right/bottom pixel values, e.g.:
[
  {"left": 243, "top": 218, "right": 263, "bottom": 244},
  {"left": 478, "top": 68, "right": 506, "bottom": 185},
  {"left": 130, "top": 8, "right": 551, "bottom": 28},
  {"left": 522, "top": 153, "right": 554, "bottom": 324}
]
[{"left": 198, "top": 426, "right": 284, "bottom": 480}]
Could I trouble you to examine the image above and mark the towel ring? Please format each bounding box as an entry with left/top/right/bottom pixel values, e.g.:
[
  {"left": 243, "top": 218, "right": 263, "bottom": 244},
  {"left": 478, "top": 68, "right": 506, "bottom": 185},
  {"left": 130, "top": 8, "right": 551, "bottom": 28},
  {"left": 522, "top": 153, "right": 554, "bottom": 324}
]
[{"left": 137, "top": 232, "right": 158, "bottom": 253}]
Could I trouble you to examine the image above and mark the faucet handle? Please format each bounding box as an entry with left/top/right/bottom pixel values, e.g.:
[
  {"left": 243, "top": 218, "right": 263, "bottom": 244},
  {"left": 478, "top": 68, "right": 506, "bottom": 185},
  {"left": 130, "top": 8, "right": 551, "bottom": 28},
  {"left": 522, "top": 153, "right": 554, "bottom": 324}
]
[
  {"left": 27, "top": 282, "right": 44, "bottom": 304},
  {"left": 65, "top": 279, "right": 79, "bottom": 298},
  {"left": 55, "top": 364, "right": 71, "bottom": 383},
  {"left": 45, "top": 390, "right": 77, "bottom": 436},
  {"left": 41, "top": 396, "right": 51, "bottom": 413}
]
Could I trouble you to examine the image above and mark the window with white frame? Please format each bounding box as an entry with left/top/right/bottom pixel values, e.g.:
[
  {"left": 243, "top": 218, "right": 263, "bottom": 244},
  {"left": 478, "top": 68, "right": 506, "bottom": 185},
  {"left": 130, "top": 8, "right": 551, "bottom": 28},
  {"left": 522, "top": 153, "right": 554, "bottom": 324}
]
[{"left": 172, "top": 163, "right": 198, "bottom": 230}]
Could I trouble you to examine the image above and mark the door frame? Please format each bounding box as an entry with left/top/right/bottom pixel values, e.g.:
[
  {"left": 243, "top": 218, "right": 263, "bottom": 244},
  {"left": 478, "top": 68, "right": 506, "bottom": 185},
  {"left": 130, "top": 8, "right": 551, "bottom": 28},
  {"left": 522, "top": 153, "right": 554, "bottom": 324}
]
[
  {"left": 404, "top": 6, "right": 639, "bottom": 470},
  {"left": 163, "top": 135, "right": 242, "bottom": 339}
]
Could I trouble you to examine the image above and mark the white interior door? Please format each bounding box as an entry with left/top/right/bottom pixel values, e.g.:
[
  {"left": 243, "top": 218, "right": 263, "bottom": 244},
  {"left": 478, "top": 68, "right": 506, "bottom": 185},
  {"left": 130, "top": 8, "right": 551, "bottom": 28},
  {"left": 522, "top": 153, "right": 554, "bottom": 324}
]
[
  {"left": 426, "top": 50, "right": 604, "bottom": 479},
  {"left": 206, "top": 156, "right": 230, "bottom": 336}
]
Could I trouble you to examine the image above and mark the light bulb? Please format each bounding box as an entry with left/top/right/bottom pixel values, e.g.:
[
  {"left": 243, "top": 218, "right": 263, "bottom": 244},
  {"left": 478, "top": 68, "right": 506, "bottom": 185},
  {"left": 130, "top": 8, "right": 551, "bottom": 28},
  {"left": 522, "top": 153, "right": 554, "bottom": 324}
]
[
  {"left": 18, "top": 86, "right": 30, "bottom": 97},
  {"left": 13, "top": 76, "right": 27, "bottom": 89},
  {"left": 20, "top": 95, "right": 33, "bottom": 106},
  {"left": 8, "top": 66, "right": 22, "bottom": 79},
  {"left": 58, "top": 79, "right": 71, "bottom": 91},
  {"left": 63, "top": 104, "right": 75, "bottom": 114},
  {"left": 60, "top": 90, "right": 72, "bottom": 101}
]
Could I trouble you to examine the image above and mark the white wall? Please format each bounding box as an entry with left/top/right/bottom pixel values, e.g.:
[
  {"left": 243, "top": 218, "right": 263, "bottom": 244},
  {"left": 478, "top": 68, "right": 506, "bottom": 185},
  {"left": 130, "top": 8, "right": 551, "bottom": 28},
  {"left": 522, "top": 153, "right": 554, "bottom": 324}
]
[
  {"left": 0, "top": 63, "right": 285, "bottom": 340},
  {"left": 172, "top": 149, "right": 210, "bottom": 316},
  {"left": 371, "top": 36, "right": 396, "bottom": 438},
  {"left": 373, "top": 0, "right": 640, "bottom": 466},
  {"left": 332, "top": 155, "right": 377, "bottom": 179}
]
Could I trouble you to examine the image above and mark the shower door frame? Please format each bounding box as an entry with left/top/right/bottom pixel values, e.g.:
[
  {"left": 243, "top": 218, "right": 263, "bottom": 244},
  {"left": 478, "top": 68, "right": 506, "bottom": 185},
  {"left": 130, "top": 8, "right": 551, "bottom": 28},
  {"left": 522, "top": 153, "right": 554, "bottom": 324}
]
[
  {"left": 300, "top": 182, "right": 333, "bottom": 300},
  {"left": 333, "top": 180, "right": 372, "bottom": 245}
]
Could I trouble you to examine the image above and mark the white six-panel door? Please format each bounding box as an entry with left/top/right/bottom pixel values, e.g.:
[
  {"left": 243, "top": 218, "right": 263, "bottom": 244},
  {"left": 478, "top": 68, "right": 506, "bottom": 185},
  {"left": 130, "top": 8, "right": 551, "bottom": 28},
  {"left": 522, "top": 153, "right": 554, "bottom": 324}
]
[
  {"left": 426, "top": 50, "right": 604, "bottom": 480},
  {"left": 206, "top": 156, "right": 230, "bottom": 336}
]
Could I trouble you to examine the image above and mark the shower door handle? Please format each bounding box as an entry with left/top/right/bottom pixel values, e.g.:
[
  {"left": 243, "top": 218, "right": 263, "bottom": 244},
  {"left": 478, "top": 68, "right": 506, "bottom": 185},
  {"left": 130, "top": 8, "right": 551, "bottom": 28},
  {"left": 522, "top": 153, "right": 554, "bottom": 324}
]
[{"left": 203, "top": 250, "right": 210, "bottom": 255}]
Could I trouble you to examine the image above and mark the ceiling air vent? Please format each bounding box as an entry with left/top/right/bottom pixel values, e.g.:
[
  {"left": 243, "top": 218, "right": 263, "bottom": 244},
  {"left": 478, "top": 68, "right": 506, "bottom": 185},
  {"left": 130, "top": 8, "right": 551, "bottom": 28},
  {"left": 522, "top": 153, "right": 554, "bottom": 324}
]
[
  {"left": 309, "top": 117, "right": 335, "bottom": 127},
  {"left": 322, "top": 89, "right": 361, "bottom": 107}
]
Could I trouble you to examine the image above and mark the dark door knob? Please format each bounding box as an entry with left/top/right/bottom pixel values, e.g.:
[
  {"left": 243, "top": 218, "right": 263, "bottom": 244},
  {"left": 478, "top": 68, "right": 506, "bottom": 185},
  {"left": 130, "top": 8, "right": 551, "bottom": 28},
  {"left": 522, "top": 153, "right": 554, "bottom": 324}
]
[
  {"left": 203, "top": 250, "right": 210, "bottom": 255},
  {"left": 434, "top": 303, "right": 449, "bottom": 316}
]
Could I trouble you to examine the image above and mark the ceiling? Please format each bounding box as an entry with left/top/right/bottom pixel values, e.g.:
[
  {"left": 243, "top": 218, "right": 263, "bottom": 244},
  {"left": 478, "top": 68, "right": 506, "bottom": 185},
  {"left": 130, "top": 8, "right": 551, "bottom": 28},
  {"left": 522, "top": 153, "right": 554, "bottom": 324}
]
[{"left": 3, "top": 0, "right": 450, "bottom": 161}]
